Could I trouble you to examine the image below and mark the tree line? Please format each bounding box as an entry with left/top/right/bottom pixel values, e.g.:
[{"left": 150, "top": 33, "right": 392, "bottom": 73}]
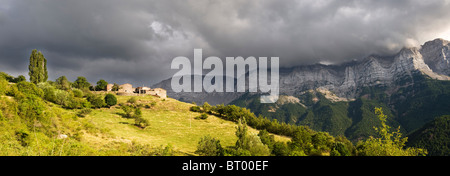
[{"left": 192, "top": 102, "right": 428, "bottom": 156}]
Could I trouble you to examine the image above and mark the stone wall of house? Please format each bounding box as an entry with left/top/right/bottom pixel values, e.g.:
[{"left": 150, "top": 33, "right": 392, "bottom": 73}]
[
  {"left": 106, "top": 84, "right": 113, "bottom": 91},
  {"left": 107, "top": 83, "right": 167, "bottom": 98},
  {"left": 119, "top": 83, "right": 133, "bottom": 93}
]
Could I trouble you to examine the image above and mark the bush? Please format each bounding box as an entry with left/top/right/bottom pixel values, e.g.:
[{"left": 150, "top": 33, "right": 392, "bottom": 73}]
[
  {"left": 104, "top": 94, "right": 117, "bottom": 107},
  {"left": 127, "top": 97, "right": 137, "bottom": 104},
  {"left": 18, "top": 94, "right": 45, "bottom": 121},
  {"left": 54, "top": 89, "right": 72, "bottom": 107},
  {"left": 72, "top": 89, "right": 84, "bottom": 98},
  {"left": 195, "top": 113, "right": 208, "bottom": 120},
  {"left": 0, "top": 76, "right": 8, "bottom": 95},
  {"left": 202, "top": 102, "right": 212, "bottom": 113},
  {"left": 16, "top": 81, "right": 44, "bottom": 98},
  {"left": 134, "top": 108, "right": 149, "bottom": 128},
  {"left": 121, "top": 105, "right": 134, "bottom": 118},
  {"left": 37, "top": 82, "right": 56, "bottom": 102},
  {"left": 135, "top": 115, "right": 150, "bottom": 129},
  {"left": 356, "top": 107, "right": 428, "bottom": 156},
  {"left": 87, "top": 94, "right": 105, "bottom": 108},
  {"left": 189, "top": 106, "right": 201, "bottom": 112},
  {"left": 145, "top": 102, "right": 157, "bottom": 109},
  {"left": 195, "top": 135, "right": 224, "bottom": 156},
  {"left": 77, "top": 108, "right": 92, "bottom": 117}
]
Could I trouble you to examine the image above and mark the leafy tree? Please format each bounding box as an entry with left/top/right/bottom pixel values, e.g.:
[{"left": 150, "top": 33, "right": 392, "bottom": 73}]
[
  {"left": 356, "top": 107, "right": 428, "bottom": 156},
  {"left": 72, "top": 89, "right": 84, "bottom": 98},
  {"left": 87, "top": 94, "right": 105, "bottom": 108},
  {"left": 121, "top": 105, "right": 134, "bottom": 118},
  {"left": 104, "top": 94, "right": 117, "bottom": 107},
  {"left": 311, "top": 132, "right": 334, "bottom": 152},
  {"left": 195, "top": 135, "right": 224, "bottom": 156},
  {"left": 134, "top": 107, "right": 149, "bottom": 128},
  {"left": 246, "top": 134, "right": 271, "bottom": 156},
  {"left": 38, "top": 82, "right": 57, "bottom": 102},
  {"left": 16, "top": 81, "right": 44, "bottom": 98},
  {"left": 12, "top": 75, "right": 26, "bottom": 83},
  {"left": 0, "top": 72, "right": 14, "bottom": 82},
  {"left": 111, "top": 83, "right": 120, "bottom": 91},
  {"left": 55, "top": 76, "right": 71, "bottom": 90},
  {"left": 95, "top": 79, "right": 108, "bottom": 91},
  {"left": 235, "top": 117, "right": 249, "bottom": 150},
  {"left": 258, "top": 129, "right": 275, "bottom": 151},
  {"left": 234, "top": 117, "right": 270, "bottom": 156},
  {"left": 73, "top": 77, "right": 91, "bottom": 90},
  {"left": 28, "top": 49, "right": 48, "bottom": 84},
  {"left": 18, "top": 94, "right": 45, "bottom": 121},
  {"left": 288, "top": 127, "right": 313, "bottom": 153},
  {"left": 272, "top": 141, "right": 290, "bottom": 156},
  {"left": 54, "top": 89, "right": 72, "bottom": 108}
]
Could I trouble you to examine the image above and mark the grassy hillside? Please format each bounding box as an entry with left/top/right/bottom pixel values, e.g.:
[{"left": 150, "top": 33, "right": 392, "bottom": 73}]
[
  {"left": 0, "top": 71, "right": 428, "bottom": 156},
  {"left": 0, "top": 75, "right": 290, "bottom": 156},
  {"left": 83, "top": 95, "right": 290, "bottom": 155}
]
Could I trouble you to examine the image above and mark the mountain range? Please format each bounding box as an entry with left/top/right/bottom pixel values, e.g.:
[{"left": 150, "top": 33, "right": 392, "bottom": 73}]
[{"left": 153, "top": 38, "right": 450, "bottom": 148}]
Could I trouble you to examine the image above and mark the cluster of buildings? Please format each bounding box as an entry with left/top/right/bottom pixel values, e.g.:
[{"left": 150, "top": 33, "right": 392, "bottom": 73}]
[{"left": 106, "top": 83, "right": 167, "bottom": 98}]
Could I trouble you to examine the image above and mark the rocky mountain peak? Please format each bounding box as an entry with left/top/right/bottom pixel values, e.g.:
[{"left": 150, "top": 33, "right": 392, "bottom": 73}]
[
  {"left": 154, "top": 38, "right": 450, "bottom": 105},
  {"left": 422, "top": 38, "right": 450, "bottom": 49}
]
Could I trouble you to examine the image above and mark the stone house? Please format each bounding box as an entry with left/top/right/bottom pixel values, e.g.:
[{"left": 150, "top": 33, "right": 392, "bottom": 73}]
[
  {"left": 118, "top": 83, "right": 134, "bottom": 93},
  {"left": 107, "top": 83, "right": 167, "bottom": 98},
  {"left": 135, "top": 86, "right": 167, "bottom": 98}
]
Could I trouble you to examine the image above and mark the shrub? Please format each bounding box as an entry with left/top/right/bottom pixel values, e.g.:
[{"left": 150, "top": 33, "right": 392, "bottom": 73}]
[
  {"left": 246, "top": 134, "right": 271, "bottom": 156},
  {"left": 195, "top": 135, "right": 224, "bottom": 156},
  {"left": 77, "top": 108, "right": 92, "bottom": 117},
  {"left": 87, "top": 94, "right": 105, "bottom": 108},
  {"left": 121, "top": 105, "right": 134, "bottom": 118},
  {"left": 189, "top": 106, "right": 201, "bottom": 112},
  {"left": 202, "top": 102, "right": 212, "bottom": 113},
  {"left": 134, "top": 108, "right": 149, "bottom": 128},
  {"left": 16, "top": 81, "right": 44, "bottom": 98},
  {"left": 72, "top": 89, "right": 84, "bottom": 98},
  {"left": 37, "top": 82, "right": 57, "bottom": 102},
  {"left": 0, "top": 76, "right": 8, "bottom": 95},
  {"left": 127, "top": 97, "right": 137, "bottom": 104},
  {"left": 135, "top": 116, "right": 150, "bottom": 129},
  {"left": 54, "top": 89, "right": 72, "bottom": 107},
  {"left": 195, "top": 113, "right": 208, "bottom": 120},
  {"left": 145, "top": 102, "right": 157, "bottom": 109},
  {"left": 18, "top": 94, "right": 45, "bottom": 121},
  {"left": 104, "top": 94, "right": 117, "bottom": 107},
  {"left": 356, "top": 107, "right": 428, "bottom": 156}
]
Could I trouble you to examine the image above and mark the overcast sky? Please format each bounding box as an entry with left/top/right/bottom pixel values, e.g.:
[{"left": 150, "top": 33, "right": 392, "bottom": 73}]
[{"left": 1, "top": 0, "right": 450, "bottom": 86}]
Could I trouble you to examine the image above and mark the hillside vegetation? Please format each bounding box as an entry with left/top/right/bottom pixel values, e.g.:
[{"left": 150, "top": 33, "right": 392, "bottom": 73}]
[
  {"left": 231, "top": 74, "right": 450, "bottom": 146},
  {"left": 0, "top": 49, "right": 429, "bottom": 156},
  {"left": 406, "top": 115, "right": 450, "bottom": 156},
  {"left": 0, "top": 73, "right": 291, "bottom": 155}
]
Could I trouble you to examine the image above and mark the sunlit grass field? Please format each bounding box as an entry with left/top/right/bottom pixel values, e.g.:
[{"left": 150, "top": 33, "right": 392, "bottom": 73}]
[{"left": 83, "top": 95, "right": 290, "bottom": 155}]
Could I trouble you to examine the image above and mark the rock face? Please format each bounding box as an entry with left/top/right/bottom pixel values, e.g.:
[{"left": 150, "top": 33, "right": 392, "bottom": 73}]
[
  {"left": 280, "top": 41, "right": 450, "bottom": 99},
  {"left": 154, "top": 38, "right": 450, "bottom": 104}
]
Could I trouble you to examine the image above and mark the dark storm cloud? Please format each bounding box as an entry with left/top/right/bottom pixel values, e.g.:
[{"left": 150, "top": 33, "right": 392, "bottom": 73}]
[{"left": 1, "top": 0, "right": 450, "bottom": 85}]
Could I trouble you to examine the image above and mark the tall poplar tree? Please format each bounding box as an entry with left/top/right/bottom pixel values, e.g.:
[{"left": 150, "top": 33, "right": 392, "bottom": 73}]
[{"left": 28, "top": 49, "right": 48, "bottom": 84}]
